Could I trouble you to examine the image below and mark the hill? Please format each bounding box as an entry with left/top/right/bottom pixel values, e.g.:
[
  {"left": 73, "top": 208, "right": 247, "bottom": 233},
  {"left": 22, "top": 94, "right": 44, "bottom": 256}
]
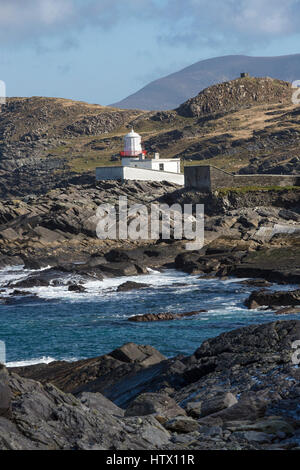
[
  {"left": 0, "top": 97, "right": 143, "bottom": 197},
  {"left": 176, "top": 77, "right": 292, "bottom": 117},
  {"left": 111, "top": 54, "right": 300, "bottom": 110},
  {"left": 0, "top": 76, "right": 299, "bottom": 198}
]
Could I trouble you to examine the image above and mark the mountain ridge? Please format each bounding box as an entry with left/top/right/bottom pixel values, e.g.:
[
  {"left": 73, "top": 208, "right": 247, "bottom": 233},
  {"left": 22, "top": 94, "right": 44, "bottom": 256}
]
[{"left": 111, "top": 54, "right": 300, "bottom": 110}]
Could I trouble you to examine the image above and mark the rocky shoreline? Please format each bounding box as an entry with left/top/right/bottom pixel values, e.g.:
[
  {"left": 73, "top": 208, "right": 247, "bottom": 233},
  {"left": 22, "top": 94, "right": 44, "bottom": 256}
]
[
  {"left": 0, "top": 320, "right": 299, "bottom": 450},
  {"left": 0, "top": 180, "right": 299, "bottom": 450},
  {"left": 0, "top": 180, "right": 299, "bottom": 285},
  {"left": 0, "top": 180, "right": 299, "bottom": 319}
]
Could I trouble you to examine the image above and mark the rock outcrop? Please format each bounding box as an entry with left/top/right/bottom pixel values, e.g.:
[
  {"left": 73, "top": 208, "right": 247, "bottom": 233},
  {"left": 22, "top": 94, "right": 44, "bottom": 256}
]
[
  {"left": 176, "top": 77, "right": 292, "bottom": 118},
  {"left": 3, "top": 320, "right": 300, "bottom": 449},
  {"left": 0, "top": 182, "right": 298, "bottom": 285},
  {"left": 245, "top": 288, "right": 300, "bottom": 309},
  {"left": 117, "top": 281, "right": 148, "bottom": 292},
  {"left": 128, "top": 310, "right": 207, "bottom": 322}
]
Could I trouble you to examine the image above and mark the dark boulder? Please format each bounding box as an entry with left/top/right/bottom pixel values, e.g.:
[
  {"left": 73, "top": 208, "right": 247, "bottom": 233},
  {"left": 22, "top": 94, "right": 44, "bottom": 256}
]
[
  {"left": 128, "top": 310, "right": 207, "bottom": 322},
  {"left": 104, "top": 249, "right": 130, "bottom": 262},
  {"left": 198, "top": 394, "right": 267, "bottom": 426},
  {"left": 186, "top": 392, "right": 238, "bottom": 419},
  {"left": 239, "top": 279, "right": 272, "bottom": 288},
  {"left": 100, "top": 262, "right": 139, "bottom": 277},
  {"left": 164, "top": 416, "right": 199, "bottom": 433},
  {"left": 117, "top": 281, "right": 148, "bottom": 292},
  {"left": 244, "top": 288, "right": 300, "bottom": 309},
  {"left": 109, "top": 343, "right": 166, "bottom": 366},
  {"left": 78, "top": 391, "right": 124, "bottom": 417},
  {"left": 125, "top": 392, "right": 186, "bottom": 419},
  {"left": 68, "top": 284, "right": 86, "bottom": 293},
  {"left": 9, "top": 290, "right": 36, "bottom": 296},
  {"left": 9, "top": 277, "right": 50, "bottom": 289}
]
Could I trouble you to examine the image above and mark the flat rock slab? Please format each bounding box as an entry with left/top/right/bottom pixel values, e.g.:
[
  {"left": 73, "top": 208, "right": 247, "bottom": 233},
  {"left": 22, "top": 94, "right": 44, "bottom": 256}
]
[{"left": 128, "top": 310, "right": 207, "bottom": 322}]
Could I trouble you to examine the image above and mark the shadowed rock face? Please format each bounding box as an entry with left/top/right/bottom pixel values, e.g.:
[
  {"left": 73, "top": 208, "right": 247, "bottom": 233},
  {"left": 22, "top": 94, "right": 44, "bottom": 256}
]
[
  {"left": 124, "top": 392, "right": 186, "bottom": 419},
  {"left": 244, "top": 289, "right": 300, "bottom": 309},
  {"left": 10, "top": 343, "right": 166, "bottom": 395},
  {"left": 0, "top": 365, "right": 11, "bottom": 418},
  {"left": 3, "top": 320, "right": 300, "bottom": 449},
  {"left": 0, "top": 373, "right": 171, "bottom": 450}
]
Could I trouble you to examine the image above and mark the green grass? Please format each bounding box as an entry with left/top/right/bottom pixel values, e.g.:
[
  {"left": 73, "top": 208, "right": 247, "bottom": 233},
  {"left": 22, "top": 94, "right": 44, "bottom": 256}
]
[
  {"left": 215, "top": 185, "right": 300, "bottom": 195},
  {"left": 182, "top": 153, "right": 252, "bottom": 173}
]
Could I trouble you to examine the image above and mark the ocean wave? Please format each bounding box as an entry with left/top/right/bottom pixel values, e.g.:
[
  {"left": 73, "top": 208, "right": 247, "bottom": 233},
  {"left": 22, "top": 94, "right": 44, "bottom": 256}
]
[
  {"left": 6, "top": 355, "right": 78, "bottom": 368},
  {"left": 6, "top": 356, "right": 56, "bottom": 367}
]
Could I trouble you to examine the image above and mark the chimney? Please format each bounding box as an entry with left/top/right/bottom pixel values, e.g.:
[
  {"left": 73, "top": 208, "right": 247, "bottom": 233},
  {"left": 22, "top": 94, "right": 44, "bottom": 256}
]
[{"left": 154, "top": 152, "right": 160, "bottom": 160}]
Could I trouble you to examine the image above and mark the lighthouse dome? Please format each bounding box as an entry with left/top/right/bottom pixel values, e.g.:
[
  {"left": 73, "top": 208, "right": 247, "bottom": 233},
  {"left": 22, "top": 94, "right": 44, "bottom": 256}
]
[
  {"left": 123, "top": 128, "right": 143, "bottom": 156},
  {"left": 125, "top": 129, "right": 141, "bottom": 138}
]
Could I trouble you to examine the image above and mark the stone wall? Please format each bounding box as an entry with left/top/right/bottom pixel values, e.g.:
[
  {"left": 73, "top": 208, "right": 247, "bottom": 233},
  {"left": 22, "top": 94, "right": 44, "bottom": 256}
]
[
  {"left": 95, "top": 166, "right": 124, "bottom": 181},
  {"left": 184, "top": 165, "right": 300, "bottom": 191}
]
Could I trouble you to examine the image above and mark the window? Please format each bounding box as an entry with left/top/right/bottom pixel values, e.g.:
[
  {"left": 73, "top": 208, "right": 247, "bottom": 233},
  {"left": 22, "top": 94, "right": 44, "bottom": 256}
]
[{"left": 159, "top": 163, "right": 164, "bottom": 171}]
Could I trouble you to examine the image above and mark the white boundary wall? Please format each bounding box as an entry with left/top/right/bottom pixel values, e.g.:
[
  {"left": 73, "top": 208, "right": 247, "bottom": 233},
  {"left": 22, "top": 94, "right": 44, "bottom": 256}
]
[{"left": 96, "top": 166, "right": 184, "bottom": 185}]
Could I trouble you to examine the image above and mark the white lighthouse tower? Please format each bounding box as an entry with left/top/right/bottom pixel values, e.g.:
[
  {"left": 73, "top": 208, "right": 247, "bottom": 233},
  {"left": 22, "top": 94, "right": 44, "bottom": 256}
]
[
  {"left": 95, "top": 128, "right": 184, "bottom": 184},
  {"left": 120, "top": 129, "right": 147, "bottom": 157}
]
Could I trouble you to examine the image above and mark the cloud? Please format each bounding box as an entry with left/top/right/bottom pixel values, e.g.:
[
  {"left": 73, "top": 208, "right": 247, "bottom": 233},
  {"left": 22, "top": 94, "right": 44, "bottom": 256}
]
[
  {"left": 0, "top": 0, "right": 76, "bottom": 44},
  {"left": 158, "top": 0, "right": 300, "bottom": 50},
  {"left": 0, "top": 0, "right": 159, "bottom": 40},
  {"left": 0, "top": 0, "right": 299, "bottom": 52}
]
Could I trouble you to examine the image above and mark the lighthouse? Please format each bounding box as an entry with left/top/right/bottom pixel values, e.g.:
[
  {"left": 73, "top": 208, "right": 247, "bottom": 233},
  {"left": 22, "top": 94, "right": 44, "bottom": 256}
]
[
  {"left": 120, "top": 129, "right": 147, "bottom": 157},
  {"left": 96, "top": 128, "right": 184, "bottom": 184}
]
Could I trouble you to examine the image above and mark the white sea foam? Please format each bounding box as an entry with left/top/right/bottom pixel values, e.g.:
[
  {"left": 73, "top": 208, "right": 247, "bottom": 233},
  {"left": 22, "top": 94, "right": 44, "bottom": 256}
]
[
  {"left": 6, "top": 355, "right": 78, "bottom": 368},
  {"left": 6, "top": 356, "right": 56, "bottom": 367},
  {"left": 14, "top": 268, "right": 201, "bottom": 301}
]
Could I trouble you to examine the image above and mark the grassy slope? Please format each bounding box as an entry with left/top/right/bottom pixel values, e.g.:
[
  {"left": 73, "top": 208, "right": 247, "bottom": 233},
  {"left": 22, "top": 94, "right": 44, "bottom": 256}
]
[
  {"left": 45, "top": 101, "right": 300, "bottom": 174},
  {"left": 2, "top": 77, "right": 300, "bottom": 176}
]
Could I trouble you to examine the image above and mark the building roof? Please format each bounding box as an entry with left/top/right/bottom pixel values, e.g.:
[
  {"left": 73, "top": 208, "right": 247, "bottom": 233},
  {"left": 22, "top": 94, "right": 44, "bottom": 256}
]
[{"left": 124, "top": 128, "right": 141, "bottom": 138}]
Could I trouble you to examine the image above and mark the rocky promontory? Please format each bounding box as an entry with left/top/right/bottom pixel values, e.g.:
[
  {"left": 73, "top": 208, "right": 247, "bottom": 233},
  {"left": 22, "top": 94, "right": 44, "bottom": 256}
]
[{"left": 0, "top": 320, "right": 298, "bottom": 450}]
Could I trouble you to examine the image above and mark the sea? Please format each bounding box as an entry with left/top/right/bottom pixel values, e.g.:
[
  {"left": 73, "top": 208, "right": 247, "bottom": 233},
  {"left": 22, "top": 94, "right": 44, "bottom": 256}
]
[{"left": 0, "top": 265, "right": 297, "bottom": 367}]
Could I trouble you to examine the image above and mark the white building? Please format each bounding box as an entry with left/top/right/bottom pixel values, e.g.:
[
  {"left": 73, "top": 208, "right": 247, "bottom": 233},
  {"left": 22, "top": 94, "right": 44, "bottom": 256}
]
[{"left": 96, "top": 129, "right": 184, "bottom": 185}]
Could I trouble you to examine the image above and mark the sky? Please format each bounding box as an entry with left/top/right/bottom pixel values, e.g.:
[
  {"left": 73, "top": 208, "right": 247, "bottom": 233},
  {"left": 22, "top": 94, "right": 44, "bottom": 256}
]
[{"left": 0, "top": 0, "right": 300, "bottom": 105}]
